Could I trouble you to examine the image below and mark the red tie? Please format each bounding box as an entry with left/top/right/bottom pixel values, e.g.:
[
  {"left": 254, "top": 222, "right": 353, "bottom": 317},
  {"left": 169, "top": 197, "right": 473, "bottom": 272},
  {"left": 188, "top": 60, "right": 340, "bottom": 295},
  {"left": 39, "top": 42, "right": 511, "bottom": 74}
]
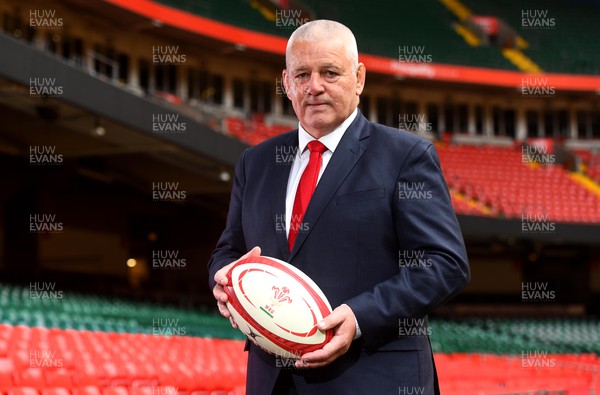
[{"left": 288, "top": 140, "right": 328, "bottom": 251}]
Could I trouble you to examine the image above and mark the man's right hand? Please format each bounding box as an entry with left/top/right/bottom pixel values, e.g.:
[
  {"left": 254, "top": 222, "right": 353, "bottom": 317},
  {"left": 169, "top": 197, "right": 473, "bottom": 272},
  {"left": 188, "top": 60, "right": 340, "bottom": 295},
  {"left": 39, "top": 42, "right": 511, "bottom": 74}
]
[{"left": 212, "top": 246, "right": 262, "bottom": 328}]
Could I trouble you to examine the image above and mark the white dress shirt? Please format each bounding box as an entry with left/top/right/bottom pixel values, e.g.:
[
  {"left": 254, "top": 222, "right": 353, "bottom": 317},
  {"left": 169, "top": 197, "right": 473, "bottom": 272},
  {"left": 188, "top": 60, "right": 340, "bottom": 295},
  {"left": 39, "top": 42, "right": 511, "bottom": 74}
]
[{"left": 285, "top": 108, "right": 358, "bottom": 236}]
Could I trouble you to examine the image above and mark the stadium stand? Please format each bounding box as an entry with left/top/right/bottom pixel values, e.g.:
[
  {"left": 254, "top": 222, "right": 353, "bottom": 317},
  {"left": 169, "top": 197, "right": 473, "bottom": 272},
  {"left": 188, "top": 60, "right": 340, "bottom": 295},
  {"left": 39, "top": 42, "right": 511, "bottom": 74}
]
[
  {"left": 437, "top": 144, "right": 600, "bottom": 223},
  {"left": 575, "top": 149, "right": 600, "bottom": 185},
  {"left": 1, "top": 284, "right": 600, "bottom": 394},
  {"left": 219, "top": 119, "right": 600, "bottom": 222},
  {"left": 224, "top": 116, "right": 291, "bottom": 147},
  {"left": 152, "top": 0, "right": 600, "bottom": 74},
  {"left": 431, "top": 318, "right": 600, "bottom": 354},
  {"left": 460, "top": 0, "right": 600, "bottom": 74},
  {"left": 0, "top": 323, "right": 247, "bottom": 393},
  {"left": 0, "top": 284, "right": 242, "bottom": 340},
  {"left": 435, "top": 353, "right": 600, "bottom": 395},
  {"left": 1, "top": 321, "right": 599, "bottom": 394},
  {"left": 154, "top": 0, "right": 517, "bottom": 71}
]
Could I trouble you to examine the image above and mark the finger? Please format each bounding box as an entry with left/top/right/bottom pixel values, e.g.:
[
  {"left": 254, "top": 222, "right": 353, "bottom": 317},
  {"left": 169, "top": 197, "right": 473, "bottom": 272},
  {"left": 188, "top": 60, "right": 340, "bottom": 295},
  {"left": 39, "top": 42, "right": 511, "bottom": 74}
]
[
  {"left": 217, "top": 300, "right": 231, "bottom": 318},
  {"left": 214, "top": 246, "right": 262, "bottom": 285},
  {"left": 246, "top": 246, "right": 262, "bottom": 257},
  {"left": 214, "top": 269, "right": 230, "bottom": 286},
  {"left": 317, "top": 309, "right": 345, "bottom": 331},
  {"left": 229, "top": 316, "right": 238, "bottom": 329},
  {"left": 212, "top": 284, "right": 228, "bottom": 303},
  {"left": 300, "top": 342, "right": 346, "bottom": 368},
  {"left": 297, "top": 315, "right": 354, "bottom": 369},
  {"left": 300, "top": 335, "right": 344, "bottom": 364}
]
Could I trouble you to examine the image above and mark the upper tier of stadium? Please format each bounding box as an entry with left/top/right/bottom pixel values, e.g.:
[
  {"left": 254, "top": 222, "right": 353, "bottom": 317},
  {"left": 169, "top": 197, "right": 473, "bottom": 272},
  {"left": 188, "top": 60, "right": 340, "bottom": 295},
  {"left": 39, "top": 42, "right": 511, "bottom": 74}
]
[{"left": 147, "top": 0, "right": 600, "bottom": 75}]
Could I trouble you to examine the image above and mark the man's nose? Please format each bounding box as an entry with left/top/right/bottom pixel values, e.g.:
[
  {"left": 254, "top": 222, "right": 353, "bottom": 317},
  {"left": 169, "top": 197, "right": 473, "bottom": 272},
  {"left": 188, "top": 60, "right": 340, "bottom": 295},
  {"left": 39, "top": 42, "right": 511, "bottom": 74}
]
[{"left": 306, "top": 72, "right": 325, "bottom": 95}]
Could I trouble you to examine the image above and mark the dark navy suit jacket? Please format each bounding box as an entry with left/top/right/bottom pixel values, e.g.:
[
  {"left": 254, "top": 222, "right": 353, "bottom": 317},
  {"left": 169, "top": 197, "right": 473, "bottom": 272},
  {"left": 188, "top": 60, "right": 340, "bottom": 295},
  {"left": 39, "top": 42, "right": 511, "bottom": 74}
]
[{"left": 208, "top": 111, "right": 470, "bottom": 394}]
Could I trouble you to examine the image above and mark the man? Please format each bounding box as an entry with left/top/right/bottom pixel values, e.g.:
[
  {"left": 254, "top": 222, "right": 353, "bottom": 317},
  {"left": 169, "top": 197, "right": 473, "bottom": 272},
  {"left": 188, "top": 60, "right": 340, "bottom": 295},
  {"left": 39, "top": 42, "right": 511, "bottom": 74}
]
[{"left": 208, "top": 20, "right": 469, "bottom": 394}]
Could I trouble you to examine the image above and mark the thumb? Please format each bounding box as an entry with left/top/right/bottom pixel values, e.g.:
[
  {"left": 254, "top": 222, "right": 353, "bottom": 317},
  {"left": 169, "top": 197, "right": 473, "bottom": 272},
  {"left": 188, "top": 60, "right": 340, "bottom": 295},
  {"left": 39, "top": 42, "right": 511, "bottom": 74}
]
[
  {"left": 247, "top": 246, "right": 262, "bottom": 257},
  {"left": 216, "top": 246, "right": 262, "bottom": 286},
  {"left": 318, "top": 308, "right": 344, "bottom": 331}
]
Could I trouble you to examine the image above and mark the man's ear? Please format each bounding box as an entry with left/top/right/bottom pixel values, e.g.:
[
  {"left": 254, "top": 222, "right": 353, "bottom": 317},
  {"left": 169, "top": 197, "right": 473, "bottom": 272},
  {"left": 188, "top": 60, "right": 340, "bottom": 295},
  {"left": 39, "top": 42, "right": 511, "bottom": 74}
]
[
  {"left": 355, "top": 63, "right": 366, "bottom": 96},
  {"left": 282, "top": 69, "right": 292, "bottom": 100}
]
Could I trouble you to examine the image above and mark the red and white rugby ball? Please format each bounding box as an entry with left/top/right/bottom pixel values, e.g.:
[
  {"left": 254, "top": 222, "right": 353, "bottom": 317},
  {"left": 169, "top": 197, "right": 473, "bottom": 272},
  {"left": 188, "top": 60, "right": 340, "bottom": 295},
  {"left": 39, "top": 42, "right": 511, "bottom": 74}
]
[{"left": 224, "top": 255, "right": 333, "bottom": 359}]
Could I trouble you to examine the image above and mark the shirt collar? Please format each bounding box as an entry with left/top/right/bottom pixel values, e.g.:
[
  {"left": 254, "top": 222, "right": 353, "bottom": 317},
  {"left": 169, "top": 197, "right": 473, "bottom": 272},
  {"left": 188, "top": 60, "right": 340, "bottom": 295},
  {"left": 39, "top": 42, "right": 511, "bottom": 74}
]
[{"left": 297, "top": 108, "right": 358, "bottom": 154}]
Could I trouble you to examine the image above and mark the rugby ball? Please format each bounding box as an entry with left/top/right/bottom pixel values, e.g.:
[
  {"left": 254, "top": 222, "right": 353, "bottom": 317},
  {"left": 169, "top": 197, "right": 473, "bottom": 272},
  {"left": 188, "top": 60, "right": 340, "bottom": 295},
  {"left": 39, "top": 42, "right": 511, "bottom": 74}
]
[{"left": 224, "top": 255, "right": 333, "bottom": 359}]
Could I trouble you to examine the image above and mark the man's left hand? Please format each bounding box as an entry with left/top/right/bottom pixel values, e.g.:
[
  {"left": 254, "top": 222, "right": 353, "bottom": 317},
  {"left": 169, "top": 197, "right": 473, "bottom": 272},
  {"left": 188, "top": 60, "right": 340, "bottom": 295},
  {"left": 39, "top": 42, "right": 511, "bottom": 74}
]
[{"left": 295, "top": 304, "right": 357, "bottom": 368}]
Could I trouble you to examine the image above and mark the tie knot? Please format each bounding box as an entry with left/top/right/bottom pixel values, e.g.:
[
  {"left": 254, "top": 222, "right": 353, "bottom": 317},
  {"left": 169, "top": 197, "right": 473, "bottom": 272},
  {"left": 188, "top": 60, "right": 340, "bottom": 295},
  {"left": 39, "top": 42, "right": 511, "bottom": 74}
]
[{"left": 307, "top": 140, "right": 327, "bottom": 154}]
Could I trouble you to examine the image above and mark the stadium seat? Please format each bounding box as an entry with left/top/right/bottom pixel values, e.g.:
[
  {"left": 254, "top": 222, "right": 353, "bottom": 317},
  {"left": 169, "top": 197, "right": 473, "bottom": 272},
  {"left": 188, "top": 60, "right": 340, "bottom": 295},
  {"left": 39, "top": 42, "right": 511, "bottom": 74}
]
[
  {"left": 437, "top": 144, "right": 600, "bottom": 223},
  {"left": 0, "top": 359, "right": 14, "bottom": 390},
  {"left": 16, "top": 369, "right": 45, "bottom": 389},
  {"left": 102, "top": 387, "right": 128, "bottom": 395},
  {"left": 72, "top": 387, "right": 101, "bottom": 395},
  {"left": 41, "top": 388, "right": 70, "bottom": 395},
  {"left": 44, "top": 370, "right": 73, "bottom": 388}
]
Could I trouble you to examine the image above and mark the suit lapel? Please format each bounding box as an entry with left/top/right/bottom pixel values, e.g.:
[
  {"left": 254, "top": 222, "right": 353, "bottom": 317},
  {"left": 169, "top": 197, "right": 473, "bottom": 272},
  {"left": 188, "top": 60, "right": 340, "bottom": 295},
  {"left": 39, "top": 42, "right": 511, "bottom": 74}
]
[
  {"left": 271, "top": 132, "right": 298, "bottom": 260},
  {"left": 289, "top": 113, "right": 370, "bottom": 260}
]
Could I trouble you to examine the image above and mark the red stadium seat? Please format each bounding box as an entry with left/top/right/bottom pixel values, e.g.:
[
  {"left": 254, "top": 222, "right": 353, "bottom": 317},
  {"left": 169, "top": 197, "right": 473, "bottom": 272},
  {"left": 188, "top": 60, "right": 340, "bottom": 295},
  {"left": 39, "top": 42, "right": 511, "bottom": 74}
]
[
  {"left": 8, "top": 388, "right": 39, "bottom": 395},
  {"left": 45, "top": 369, "right": 73, "bottom": 388},
  {"left": 17, "top": 368, "right": 45, "bottom": 389},
  {"left": 437, "top": 144, "right": 600, "bottom": 223},
  {"left": 0, "top": 358, "right": 14, "bottom": 390},
  {"left": 41, "top": 388, "right": 70, "bottom": 395},
  {"left": 128, "top": 387, "right": 153, "bottom": 395},
  {"left": 102, "top": 387, "right": 129, "bottom": 395},
  {"left": 72, "top": 387, "right": 101, "bottom": 395}
]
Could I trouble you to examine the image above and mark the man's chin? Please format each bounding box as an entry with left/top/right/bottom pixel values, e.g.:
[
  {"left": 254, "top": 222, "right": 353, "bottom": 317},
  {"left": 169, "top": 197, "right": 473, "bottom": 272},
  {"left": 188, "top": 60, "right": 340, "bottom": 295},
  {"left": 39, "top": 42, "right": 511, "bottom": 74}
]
[{"left": 301, "top": 118, "right": 340, "bottom": 137}]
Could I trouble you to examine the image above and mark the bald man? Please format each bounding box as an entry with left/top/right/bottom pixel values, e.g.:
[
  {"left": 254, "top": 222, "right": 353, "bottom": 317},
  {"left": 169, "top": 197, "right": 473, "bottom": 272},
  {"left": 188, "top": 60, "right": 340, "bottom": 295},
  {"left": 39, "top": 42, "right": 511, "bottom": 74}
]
[{"left": 209, "top": 20, "right": 469, "bottom": 394}]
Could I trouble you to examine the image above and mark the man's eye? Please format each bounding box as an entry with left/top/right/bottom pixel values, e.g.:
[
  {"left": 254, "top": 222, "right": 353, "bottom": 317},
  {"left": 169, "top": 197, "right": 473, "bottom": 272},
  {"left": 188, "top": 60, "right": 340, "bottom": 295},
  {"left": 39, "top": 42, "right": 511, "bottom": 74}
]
[
  {"left": 323, "top": 71, "right": 340, "bottom": 80},
  {"left": 295, "top": 73, "right": 309, "bottom": 79}
]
